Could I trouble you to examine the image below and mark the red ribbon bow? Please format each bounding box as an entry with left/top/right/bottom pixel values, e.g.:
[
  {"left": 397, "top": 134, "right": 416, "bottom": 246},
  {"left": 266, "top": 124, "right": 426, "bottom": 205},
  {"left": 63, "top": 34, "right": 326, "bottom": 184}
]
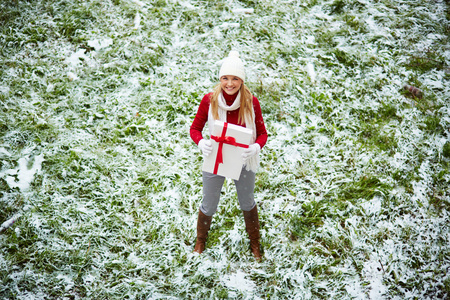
[{"left": 210, "top": 122, "right": 249, "bottom": 175}]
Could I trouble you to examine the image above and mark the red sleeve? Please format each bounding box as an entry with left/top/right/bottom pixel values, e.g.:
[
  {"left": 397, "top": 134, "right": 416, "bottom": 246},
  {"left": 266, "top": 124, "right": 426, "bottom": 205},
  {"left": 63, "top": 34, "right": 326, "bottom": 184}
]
[
  {"left": 253, "top": 96, "right": 268, "bottom": 149},
  {"left": 190, "top": 93, "right": 212, "bottom": 145}
]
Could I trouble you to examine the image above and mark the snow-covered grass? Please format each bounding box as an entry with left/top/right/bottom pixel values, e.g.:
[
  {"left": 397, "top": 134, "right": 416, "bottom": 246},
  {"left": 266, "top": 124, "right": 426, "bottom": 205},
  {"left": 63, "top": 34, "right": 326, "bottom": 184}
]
[{"left": 0, "top": 0, "right": 449, "bottom": 299}]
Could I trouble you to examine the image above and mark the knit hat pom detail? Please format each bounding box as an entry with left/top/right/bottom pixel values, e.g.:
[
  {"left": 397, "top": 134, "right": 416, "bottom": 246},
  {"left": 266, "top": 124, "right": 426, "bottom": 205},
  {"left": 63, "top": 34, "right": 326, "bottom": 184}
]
[{"left": 228, "top": 50, "right": 240, "bottom": 58}]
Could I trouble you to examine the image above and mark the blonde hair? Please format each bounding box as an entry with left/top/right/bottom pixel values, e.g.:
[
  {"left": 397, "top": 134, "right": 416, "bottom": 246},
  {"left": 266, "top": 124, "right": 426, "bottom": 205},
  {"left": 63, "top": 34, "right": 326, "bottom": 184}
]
[{"left": 210, "top": 83, "right": 254, "bottom": 125}]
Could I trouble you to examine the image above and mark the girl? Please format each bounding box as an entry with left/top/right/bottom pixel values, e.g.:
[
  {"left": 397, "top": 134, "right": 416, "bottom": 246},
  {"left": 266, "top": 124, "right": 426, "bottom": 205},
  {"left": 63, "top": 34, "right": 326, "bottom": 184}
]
[{"left": 190, "top": 51, "right": 268, "bottom": 260}]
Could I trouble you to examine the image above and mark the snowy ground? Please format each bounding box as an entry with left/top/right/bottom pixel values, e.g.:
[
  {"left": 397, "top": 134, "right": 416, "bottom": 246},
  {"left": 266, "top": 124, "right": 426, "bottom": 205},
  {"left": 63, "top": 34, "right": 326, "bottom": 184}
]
[{"left": 1, "top": 0, "right": 449, "bottom": 299}]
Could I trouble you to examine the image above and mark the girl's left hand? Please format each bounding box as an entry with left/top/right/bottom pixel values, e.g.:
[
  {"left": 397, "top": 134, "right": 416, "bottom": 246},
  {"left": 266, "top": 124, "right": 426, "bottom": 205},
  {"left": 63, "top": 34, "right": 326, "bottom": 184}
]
[{"left": 242, "top": 143, "right": 260, "bottom": 161}]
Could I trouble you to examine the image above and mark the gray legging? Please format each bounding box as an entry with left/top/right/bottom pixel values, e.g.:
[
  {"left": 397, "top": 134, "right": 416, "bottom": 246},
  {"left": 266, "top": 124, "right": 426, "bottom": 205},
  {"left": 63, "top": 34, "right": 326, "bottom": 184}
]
[{"left": 200, "top": 167, "right": 256, "bottom": 216}]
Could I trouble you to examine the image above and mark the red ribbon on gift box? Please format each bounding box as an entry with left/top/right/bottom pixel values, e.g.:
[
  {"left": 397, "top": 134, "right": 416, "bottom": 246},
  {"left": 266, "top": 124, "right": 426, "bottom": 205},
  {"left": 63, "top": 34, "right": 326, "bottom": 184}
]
[{"left": 211, "top": 122, "right": 249, "bottom": 175}]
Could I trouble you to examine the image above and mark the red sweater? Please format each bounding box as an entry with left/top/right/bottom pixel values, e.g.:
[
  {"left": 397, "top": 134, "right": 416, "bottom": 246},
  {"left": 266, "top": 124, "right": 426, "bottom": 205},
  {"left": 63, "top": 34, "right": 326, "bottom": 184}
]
[{"left": 190, "top": 91, "right": 268, "bottom": 149}]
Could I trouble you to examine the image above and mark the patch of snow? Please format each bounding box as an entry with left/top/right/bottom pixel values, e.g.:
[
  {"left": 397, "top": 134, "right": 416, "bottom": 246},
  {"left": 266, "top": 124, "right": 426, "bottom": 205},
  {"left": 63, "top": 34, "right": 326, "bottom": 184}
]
[
  {"left": 1, "top": 154, "right": 44, "bottom": 191},
  {"left": 87, "top": 38, "right": 113, "bottom": 52},
  {"left": 223, "top": 270, "right": 256, "bottom": 293}
]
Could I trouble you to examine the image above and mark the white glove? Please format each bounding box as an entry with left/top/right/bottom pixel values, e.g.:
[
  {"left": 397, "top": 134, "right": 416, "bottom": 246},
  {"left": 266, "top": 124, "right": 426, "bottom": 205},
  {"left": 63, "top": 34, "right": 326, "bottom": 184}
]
[
  {"left": 198, "top": 139, "right": 212, "bottom": 157},
  {"left": 242, "top": 143, "right": 260, "bottom": 161}
]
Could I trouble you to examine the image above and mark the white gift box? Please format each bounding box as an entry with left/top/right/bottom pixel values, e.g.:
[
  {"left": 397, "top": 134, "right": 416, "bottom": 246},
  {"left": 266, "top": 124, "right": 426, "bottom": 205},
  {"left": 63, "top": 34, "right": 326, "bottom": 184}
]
[{"left": 202, "top": 121, "right": 253, "bottom": 180}]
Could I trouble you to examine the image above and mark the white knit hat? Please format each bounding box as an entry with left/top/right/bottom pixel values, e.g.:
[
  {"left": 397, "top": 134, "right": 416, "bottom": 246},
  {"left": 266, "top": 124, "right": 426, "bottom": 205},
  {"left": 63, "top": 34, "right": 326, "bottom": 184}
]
[{"left": 219, "top": 50, "right": 246, "bottom": 82}]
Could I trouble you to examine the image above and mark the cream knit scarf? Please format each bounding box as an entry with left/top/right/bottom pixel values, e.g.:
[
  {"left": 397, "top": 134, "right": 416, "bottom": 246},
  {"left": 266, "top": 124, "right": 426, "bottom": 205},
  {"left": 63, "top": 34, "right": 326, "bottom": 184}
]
[{"left": 208, "top": 92, "right": 259, "bottom": 173}]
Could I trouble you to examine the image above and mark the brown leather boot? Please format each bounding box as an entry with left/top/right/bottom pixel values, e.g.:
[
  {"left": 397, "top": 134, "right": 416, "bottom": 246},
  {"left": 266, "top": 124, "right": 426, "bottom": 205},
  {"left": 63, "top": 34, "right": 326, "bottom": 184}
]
[
  {"left": 243, "top": 206, "right": 262, "bottom": 261},
  {"left": 193, "top": 210, "right": 212, "bottom": 254}
]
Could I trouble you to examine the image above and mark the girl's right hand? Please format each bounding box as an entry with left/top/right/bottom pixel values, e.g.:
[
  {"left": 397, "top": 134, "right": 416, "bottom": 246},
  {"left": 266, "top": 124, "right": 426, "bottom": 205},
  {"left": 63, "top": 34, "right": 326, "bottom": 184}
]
[{"left": 198, "top": 139, "right": 213, "bottom": 157}]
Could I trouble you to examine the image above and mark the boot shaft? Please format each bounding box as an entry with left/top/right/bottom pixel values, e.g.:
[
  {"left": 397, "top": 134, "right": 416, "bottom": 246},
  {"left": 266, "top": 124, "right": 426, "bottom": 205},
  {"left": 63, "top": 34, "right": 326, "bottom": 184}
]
[
  {"left": 243, "top": 206, "right": 260, "bottom": 240},
  {"left": 243, "top": 206, "right": 262, "bottom": 261},
  {"left": 194, "top": 210, "right": 212, "bottom": 254},
  {"left": 196, "top": 209, "right": 212, "bottom": 239}
]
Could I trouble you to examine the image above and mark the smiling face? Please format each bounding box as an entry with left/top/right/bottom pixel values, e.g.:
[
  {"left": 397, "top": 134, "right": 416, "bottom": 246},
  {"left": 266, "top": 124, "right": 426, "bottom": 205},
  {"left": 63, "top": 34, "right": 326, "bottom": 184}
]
[{"left": 220, "top": 75, "right": 243, "bottom": 95}]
